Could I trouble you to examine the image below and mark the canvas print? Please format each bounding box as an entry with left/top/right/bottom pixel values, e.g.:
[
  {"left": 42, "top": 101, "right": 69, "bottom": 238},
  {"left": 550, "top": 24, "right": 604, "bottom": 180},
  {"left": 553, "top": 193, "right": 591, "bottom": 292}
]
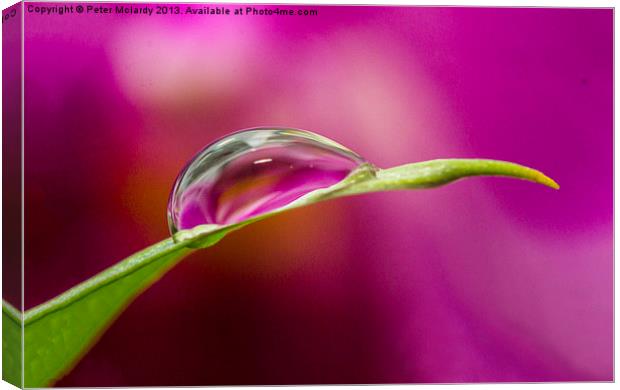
[{"left": 1, "top": 2, "right": 613, "bottom": 387}]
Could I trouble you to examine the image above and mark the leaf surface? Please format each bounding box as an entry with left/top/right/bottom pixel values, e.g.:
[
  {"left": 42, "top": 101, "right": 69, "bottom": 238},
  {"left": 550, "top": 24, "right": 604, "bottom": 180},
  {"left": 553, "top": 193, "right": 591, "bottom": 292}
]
[{"left": 6, "top": 159, "right": 558, "bottom": 387}]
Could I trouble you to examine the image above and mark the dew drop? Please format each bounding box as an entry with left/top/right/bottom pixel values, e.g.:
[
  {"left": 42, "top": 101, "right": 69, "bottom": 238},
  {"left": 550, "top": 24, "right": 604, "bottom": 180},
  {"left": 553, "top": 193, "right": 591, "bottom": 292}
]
[{"left": 167, "top": 128, "right": 367, "bottom": 234}]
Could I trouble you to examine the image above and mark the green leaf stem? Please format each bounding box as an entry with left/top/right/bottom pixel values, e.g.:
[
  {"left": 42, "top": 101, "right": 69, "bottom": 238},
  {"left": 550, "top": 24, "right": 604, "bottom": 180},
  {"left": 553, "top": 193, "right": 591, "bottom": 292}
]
[{"left": 2, "top": 159, "right": 558, "bottom": 387}]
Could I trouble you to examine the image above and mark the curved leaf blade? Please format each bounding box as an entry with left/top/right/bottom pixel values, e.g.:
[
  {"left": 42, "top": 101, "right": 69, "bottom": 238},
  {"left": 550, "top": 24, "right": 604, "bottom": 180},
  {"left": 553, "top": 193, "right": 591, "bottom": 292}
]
[
  {"left": 325, "top": 159, "right": 559, "bottom": 197},
  {"left": 22, "top": 240, "right": 191, "bottom": 387},
  {"left": 7, "top": 159, "right": 557, "bottom": 387}
]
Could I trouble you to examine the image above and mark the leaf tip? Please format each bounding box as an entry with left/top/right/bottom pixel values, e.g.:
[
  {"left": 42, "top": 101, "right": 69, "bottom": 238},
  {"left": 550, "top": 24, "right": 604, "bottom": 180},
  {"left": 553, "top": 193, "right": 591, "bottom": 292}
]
[{"left": 534, "top": 171, "right": 560, "bottom": 190}]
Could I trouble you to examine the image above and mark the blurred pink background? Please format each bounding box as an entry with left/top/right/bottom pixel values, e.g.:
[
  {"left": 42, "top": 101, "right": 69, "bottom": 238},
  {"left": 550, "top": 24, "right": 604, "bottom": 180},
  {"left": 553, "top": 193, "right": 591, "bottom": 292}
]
[{"left": 17, "top": 4, "right": 612, "bottom": 385}]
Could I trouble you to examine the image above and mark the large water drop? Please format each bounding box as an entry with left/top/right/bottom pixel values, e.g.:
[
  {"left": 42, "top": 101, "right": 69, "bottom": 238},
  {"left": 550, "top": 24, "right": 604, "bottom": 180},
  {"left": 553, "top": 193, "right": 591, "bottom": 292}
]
[{"left": 167, "top": 128, "right": 367, "bottom": 233}]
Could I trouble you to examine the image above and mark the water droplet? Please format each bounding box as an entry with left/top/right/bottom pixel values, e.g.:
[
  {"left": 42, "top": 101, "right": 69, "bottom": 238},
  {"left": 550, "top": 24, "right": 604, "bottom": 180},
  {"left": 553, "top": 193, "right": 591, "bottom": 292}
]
[{"left": 168, "top": 128, "right": 367, "bottom": 234}]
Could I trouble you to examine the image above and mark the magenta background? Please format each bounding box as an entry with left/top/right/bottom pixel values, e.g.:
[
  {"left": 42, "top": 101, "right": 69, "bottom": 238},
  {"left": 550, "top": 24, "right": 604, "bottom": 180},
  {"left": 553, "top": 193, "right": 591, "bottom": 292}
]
[
  {"left": 2, "top": 2, "right": 22, "bottom": 310},
  {"left": 17, "top": 3, "right": 612, "bottom": 385}
]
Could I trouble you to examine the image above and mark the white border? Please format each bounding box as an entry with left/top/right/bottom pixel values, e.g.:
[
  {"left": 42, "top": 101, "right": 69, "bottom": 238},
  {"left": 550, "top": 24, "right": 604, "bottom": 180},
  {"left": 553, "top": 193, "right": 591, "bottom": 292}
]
[{"left": 0, "top": 1, "right": 615, "bottom": 390}]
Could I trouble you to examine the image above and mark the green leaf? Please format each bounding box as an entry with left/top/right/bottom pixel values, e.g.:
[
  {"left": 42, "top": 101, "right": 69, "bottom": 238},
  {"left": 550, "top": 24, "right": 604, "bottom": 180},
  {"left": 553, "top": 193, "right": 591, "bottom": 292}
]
[
  {"left": 5, "top": 159, "right": 558, "bottom": 387},
  {"left": 3, "top": 302, "right": 22, "bottom": 387},
  {"left": 22, "top": 240, "right": 191, "bottom": 387}
]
